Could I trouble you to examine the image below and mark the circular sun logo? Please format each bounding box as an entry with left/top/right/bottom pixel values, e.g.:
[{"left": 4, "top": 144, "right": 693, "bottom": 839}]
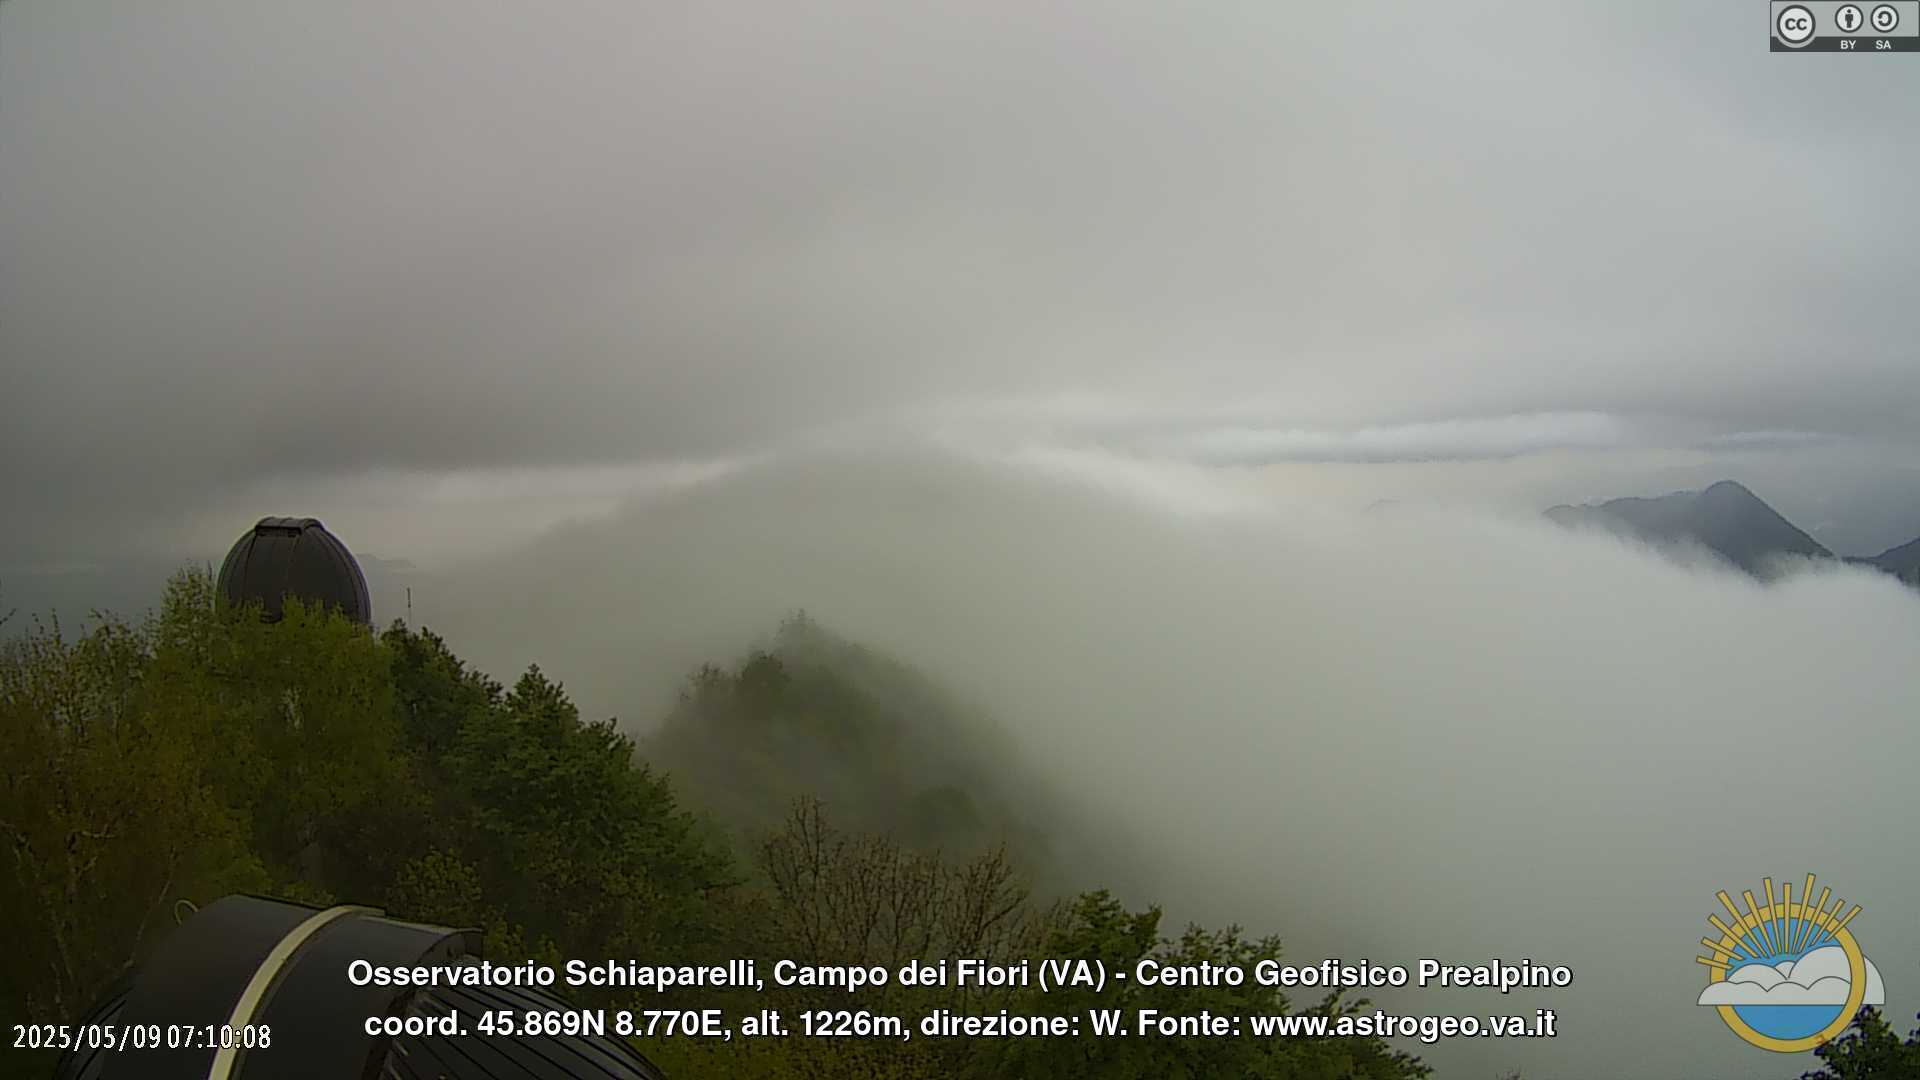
[{"left": 1696, "top": 874, "right": 1885, "bottom": 1053}]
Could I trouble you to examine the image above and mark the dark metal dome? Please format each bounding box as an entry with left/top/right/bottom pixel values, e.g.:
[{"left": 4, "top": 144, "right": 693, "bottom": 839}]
[
  {"left": 53, "top": 895, "right": 667, "bottom": 1080},
  {"left": 217, "top": 517, "right": 371, "bottom": 625}
]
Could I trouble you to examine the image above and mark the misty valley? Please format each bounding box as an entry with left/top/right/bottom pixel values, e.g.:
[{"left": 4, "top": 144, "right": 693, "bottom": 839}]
[
  {"left": 7, "top": 456, "right": 1919, "bottom": 1080},
  {"left": 6, "top": 3, "right": 1920, "bottom": 1078}
]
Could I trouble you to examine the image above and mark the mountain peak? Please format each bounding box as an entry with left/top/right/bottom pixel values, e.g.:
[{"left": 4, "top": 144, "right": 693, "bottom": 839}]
[
  {"left": 1865, "top": 534, "right": 1920, "bottom": 584},
  {"left": 1698, "top": 479, "right": 1762, "bottom": 504},
  {"left": 1544, "top": 481, "right": 1829, "bottom": 576}
]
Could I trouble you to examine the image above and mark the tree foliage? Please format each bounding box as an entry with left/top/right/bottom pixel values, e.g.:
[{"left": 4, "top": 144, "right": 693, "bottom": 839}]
[
  {"left": 1799, "top": 1008, "right": 1920, "bottom": 1079},
  {"left": 3, "top": 573, "right": 1428, "bottom": 1080},
  {"left": 643, "top": 613, "right": 1058, "bottom": 865}
]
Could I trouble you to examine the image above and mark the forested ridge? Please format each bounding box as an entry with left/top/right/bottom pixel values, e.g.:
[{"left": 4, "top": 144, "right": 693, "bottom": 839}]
[
  {"left": 0, "top": 570, "right": 1425, "bottom": 1079},
  {"left": 4, "top": 571, "right": 1914, "bottom": 1079}
]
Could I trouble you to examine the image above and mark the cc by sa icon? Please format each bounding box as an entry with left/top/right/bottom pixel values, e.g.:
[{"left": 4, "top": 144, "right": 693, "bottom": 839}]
[{"left": 1775, "top": 4, "right": 1816, "bottom": 44}]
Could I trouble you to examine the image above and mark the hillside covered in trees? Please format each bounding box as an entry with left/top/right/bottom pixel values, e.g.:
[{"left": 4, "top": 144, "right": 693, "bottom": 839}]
[{"left": 1, "top": 570, "right": 1429, "bottom": 1079}]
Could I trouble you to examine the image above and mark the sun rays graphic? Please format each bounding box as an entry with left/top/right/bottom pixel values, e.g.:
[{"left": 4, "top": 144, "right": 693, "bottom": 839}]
[{"left": 1695, "top": 874, "right": 1878, "bottom": 1053}]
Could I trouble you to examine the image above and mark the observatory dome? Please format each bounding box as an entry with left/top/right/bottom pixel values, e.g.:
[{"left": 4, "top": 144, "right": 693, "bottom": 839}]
[{"left": 216, "top": 517, "right": 372, "bottom": 625}]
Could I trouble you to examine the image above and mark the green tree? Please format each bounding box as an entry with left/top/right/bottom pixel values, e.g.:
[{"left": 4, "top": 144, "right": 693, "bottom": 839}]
[
  {"left": 7, "top": 576, "right": 1432, "bottom": 1080},
  {"left": 435, "top": 662, "right": 734, "bottom": 968},
  {"left": 978, "top": 891, "right": 1428, "bottom": 1080},
  {"left": 143, "top": 574, "right": 401, "bottom": 892},
  {"left": 1800, "top": 1008, "right": 1920, "bottom": 1079},
  {"left": 0, "top": 601, "right": 257, "bottom": 1022},
  {"left": 644, "top": 616, "right": 1058, "bottom": 866}
]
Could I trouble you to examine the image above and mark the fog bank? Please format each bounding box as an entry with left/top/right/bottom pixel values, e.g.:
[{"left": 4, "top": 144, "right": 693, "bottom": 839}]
[{"left": 426, "top": 442, "right": 1920, "bottom": 1080}]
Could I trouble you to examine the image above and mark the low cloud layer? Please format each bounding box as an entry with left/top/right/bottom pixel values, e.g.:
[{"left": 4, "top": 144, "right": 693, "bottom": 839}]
[
  {"left": 5, "top": 1, "right": 1920, "bottom": 563},
  {"left": 1137, "top": 410, "right": 1638, "bottom": 464},
  {"left": 412, "top": 442, "right": 1920, "bottom": 1080}
]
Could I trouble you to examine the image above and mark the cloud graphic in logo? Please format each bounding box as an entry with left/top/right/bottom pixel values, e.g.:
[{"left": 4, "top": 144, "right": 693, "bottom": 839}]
[{"left": 1696, "top": 946, "right": 1886, "bottom": 1007}]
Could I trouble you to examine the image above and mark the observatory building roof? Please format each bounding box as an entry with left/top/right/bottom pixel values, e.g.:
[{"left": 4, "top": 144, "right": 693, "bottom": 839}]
[
  {"left": 216, "top": 516, "right": 372, "bottom": 625},
  {"left": 53, "top": 896, "right": 667, "bottom": 1080}
]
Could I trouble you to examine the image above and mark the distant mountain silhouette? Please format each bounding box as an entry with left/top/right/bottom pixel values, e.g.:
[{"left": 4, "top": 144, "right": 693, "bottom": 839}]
[
  {"left": 1855, "top": 535, "right": 1920, "bottom": 586},
  {"left": 1544, "top": 480, "right": 1831, "bottom": 577}
]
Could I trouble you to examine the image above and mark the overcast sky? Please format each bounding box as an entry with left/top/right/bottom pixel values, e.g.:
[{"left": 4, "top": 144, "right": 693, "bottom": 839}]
[{"left": 4, "top": 0, "right": 1919, "bottom": 566}]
